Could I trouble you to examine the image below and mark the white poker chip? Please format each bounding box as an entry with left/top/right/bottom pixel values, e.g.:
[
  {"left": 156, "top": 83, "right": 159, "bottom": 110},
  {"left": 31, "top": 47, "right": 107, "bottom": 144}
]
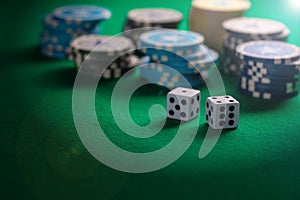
[
  {"left": 70, "top": 35, "right": 134, "bottom": 56},
  {"left": 223, "top": 17, "right": 285, "bottom": 36},
  {"left": 128, "top": 8, "right": 183, "bottom": 24}
]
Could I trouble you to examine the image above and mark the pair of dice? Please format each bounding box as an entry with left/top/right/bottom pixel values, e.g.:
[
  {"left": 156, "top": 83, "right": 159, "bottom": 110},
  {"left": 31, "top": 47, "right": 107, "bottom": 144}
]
[{"left": 167, "top": 87, "right": 240, "bottom": 129}]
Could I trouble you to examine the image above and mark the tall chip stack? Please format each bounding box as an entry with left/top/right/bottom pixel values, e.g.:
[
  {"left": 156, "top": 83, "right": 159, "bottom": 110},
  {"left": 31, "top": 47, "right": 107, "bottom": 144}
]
[
  {"left": 123, "top": 8, "right": 183, "bottom": 47},
  {"left": 189, "top": 0, "right": 251, "bottom": 53},
  {"left": 221, "top": 17, "right": 290, "bottom": 75},
  {"left": 68, "top": 35, "right": 142, "bottom": 79},
  {"left": 236, "top": 41, "right": 300, "bottom": 100},
  {"left": 138, "top": 30, "right": 219, "bottom": 88},
  {"left": 40, "top": 5, "right": 111, "bottom": 59}
]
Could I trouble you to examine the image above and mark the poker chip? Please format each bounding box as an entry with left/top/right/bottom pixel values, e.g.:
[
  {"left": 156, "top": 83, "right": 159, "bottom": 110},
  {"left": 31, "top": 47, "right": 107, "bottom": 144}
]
[
  {"left": 139, "top": 30, "right": 205, "bottom": 56},
  {"left": 236, "top": 41, "right": 300, "bottom": 100},
  {"left": 70, "top": 35, "right": 135, "bottom": 58},
  {"left": 220, "top": 17, "right": 290, "bottom": 75},
  {"left": 138, "top": 30, "right": 219, "bottom": 88},
  {"left": 40, "top": 5, "right": 111, "bottom": 59},
  {"left": 53, "top": 5, "right": 111, "bottom": 23},
  {"left": 236, "top": 41, "right": 300, "bottom": 64},
  {"left": 142, "top": 45, "right": 208, "bottom": 63},
  {"left": 223, "top": 18, "right": 285, "bottom": 37},
  {"left": 69, "top": 35, "right": 143, "bottom": 79},
  {"left": 128, "top": 8, "right": 182, "bottom": 25},
  {"left": 189, "top": 0, "right": 251, "bottom": 53},
  {"left": 122, "top": 8, "right": 182, "bottom": 46},
  {"left": 139, "top": 63, "right": 206, "bottom": 88}
]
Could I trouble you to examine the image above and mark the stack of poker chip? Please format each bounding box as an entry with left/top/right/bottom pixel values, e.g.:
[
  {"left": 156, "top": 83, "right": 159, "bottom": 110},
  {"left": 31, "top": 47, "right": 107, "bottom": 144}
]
[
  {"left": 123, "top": 8, "right": 183, "bottom": 47},
  {"left": 40, "top": 5, "right": 111, "bottom": 59},
  {"left": 236, "top": 41, "right": 300, "bottom": 100},
  {"left": 221, "top": 17, "right": 290, "bottom": 75},
  {"left": 138, "top": 30, "right": 219, "bottom": 88},
  {"left": 68, "top": 35, "right": 143, "bottom": 79},
  {"left": 189, "top": 0, "right": 251, "bottom": 53}
]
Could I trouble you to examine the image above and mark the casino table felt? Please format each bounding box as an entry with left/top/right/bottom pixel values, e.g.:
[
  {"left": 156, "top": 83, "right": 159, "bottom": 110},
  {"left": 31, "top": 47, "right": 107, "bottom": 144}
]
[{"left": 1, "top": 0, "right": 300, "bottom": 199}]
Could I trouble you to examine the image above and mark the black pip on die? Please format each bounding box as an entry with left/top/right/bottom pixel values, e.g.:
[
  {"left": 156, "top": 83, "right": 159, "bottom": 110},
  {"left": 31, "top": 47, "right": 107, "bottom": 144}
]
[
  {"left": 206, "top": 96, "right": 239, "bottom": 129},
  {"left": 167, "top": 87, "right": 200, "bottom": 121}
]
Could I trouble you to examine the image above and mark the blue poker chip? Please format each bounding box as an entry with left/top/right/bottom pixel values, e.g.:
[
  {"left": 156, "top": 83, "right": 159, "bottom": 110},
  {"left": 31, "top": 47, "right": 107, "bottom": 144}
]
[
  {"left": 52, "top": 5, "right": 111, "bottom": 22},
  {"left": 243, "top": 62, "right": 300, "bottom": 78},
  {"left": 40, "top": 26, "right": 100, "bottom": 47},
  {"left": 40, "top": 47, "right": 67, "bottom": 59},
  {"left": 140, "top": 68, "right": 205, "bottom": 88},
  {"left": 240, "top": 68, "right": 299, "bottom": 83},
  {"left": 144, "top": 45, "right": 209, "bottom": 63},
  {"left": 239, "top": 88, "right": 298, "bottom": 100},
  {"left": 139, "top": 63, "right": 207, "bottom": 88},
  {"left": 150, "top": 49, "right": 218, "bottom": 74},
  {"left": 139, "top": 30, "right": 204, "bottom": 56},
  {"left": 236, "top": 41, "right": 300, "bottom": 64},
  {"left": 42, "top": 14, "right": 101, "bottom": 31},
  {"left": 239, "top": 74, "right": 299, "bottom": 88}
]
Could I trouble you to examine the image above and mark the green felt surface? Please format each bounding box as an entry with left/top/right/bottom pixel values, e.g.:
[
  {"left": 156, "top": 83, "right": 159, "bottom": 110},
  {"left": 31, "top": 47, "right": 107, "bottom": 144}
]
[{"left": 1, "top": 0, "right": 300, "bottom": 199}]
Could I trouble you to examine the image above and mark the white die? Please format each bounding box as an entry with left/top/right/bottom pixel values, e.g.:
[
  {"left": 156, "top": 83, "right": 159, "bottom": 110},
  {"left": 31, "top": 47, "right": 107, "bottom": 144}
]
[
  {"left": 206, "top": 95, "right": 239, "bottom": 129},
  {"left": 167, "top": 87, "right": 200, "bottom": 121}
]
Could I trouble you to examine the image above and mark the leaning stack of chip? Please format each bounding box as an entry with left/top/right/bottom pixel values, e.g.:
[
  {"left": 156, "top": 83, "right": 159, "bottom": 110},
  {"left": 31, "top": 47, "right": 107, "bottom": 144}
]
[
  {"left": 40, "top": 5, "right": 111, "bottom": 59},
  {"left": 123, "top": 8, "right": 183, "bottom": 47},
  {"left": 221, "top": 17, "right": 290, "bottom": 75},
  {"left": 138, "top": 30, "right": 219, "bottom": 88},
  {"left": 236, "top": 41, "right": 300, "bottom": 100},
  {"left": 68, "top": 34, "right": 143, "bottom": 79}
]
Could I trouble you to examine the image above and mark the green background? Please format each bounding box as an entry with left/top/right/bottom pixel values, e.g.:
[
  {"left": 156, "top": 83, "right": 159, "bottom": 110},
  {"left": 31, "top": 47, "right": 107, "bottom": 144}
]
[{"left": 2, "top": 0, "right": 300, "bottom": 199}]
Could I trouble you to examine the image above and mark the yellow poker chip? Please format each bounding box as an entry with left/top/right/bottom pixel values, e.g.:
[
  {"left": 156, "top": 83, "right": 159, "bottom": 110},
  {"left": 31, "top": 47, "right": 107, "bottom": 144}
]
[{"left": 191, "top": 0, "right": 251, "bottom": 12}]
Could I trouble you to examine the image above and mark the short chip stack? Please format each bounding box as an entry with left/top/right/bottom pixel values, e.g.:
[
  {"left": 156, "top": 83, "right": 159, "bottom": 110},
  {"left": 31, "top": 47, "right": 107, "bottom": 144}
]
[
  {"left": 123, "top": 8, "right": 183, "bottom": 46},
  {"left": 40, "top": 5, "right": 111, "bottom": 59},
  {"left": 221, "top": 17, "right": 290, "bottom": 75},
  {"left": 138, "top": 30, "right": 219, "bottom": 88},
  {"left": 68, "top": 35, "right": 141, "bottom": 79},
  {"left": 236, "top": 41, "right": 300, "bottom": 100},
  {"left": 189, "top": 0, "right": 251, "bottom": 53}
]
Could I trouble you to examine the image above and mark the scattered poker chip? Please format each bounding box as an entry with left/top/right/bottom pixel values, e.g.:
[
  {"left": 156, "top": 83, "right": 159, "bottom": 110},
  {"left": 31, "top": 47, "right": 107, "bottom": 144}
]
[
  {"left": 122, "top": 8, "right": 182, "bottom": 46},
  {"left": 139, "top": 30, "right": 204, "bottom": 56},
  {"left": 39, "top": 5, "right": 111, "bottom": 59},
  {"left": 53, "top": 5, "right": 111, "bottom": 23},
  {"left": 236, "top": 41, "right": 300, "bottom": 64},
  {"left": 220, "top": 17, "right": 290, "bottom": 75}
]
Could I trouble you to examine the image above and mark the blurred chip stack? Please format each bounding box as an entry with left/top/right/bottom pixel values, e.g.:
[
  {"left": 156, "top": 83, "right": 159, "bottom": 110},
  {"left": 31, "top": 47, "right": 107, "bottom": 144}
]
[
  {"left": 236, "top": 41, "right": 300, "bottom": 100},
  {"left": 68, "top": 35, "right": 143, "bottom": 79},
  {"left": 123, "top": 8, "right": 183, "bottom": 46},
  {"left": 40, "top": 5, "right": 111, "bottom": 59},
  {"left": 138, "top": 30, "right": 219, "bottom": 88},
  {"left": 221, "top": 17, "right": 290, "bottom": 75},
  {"left": 189, "top": 0, "right": 251, "bottom": 53}
]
